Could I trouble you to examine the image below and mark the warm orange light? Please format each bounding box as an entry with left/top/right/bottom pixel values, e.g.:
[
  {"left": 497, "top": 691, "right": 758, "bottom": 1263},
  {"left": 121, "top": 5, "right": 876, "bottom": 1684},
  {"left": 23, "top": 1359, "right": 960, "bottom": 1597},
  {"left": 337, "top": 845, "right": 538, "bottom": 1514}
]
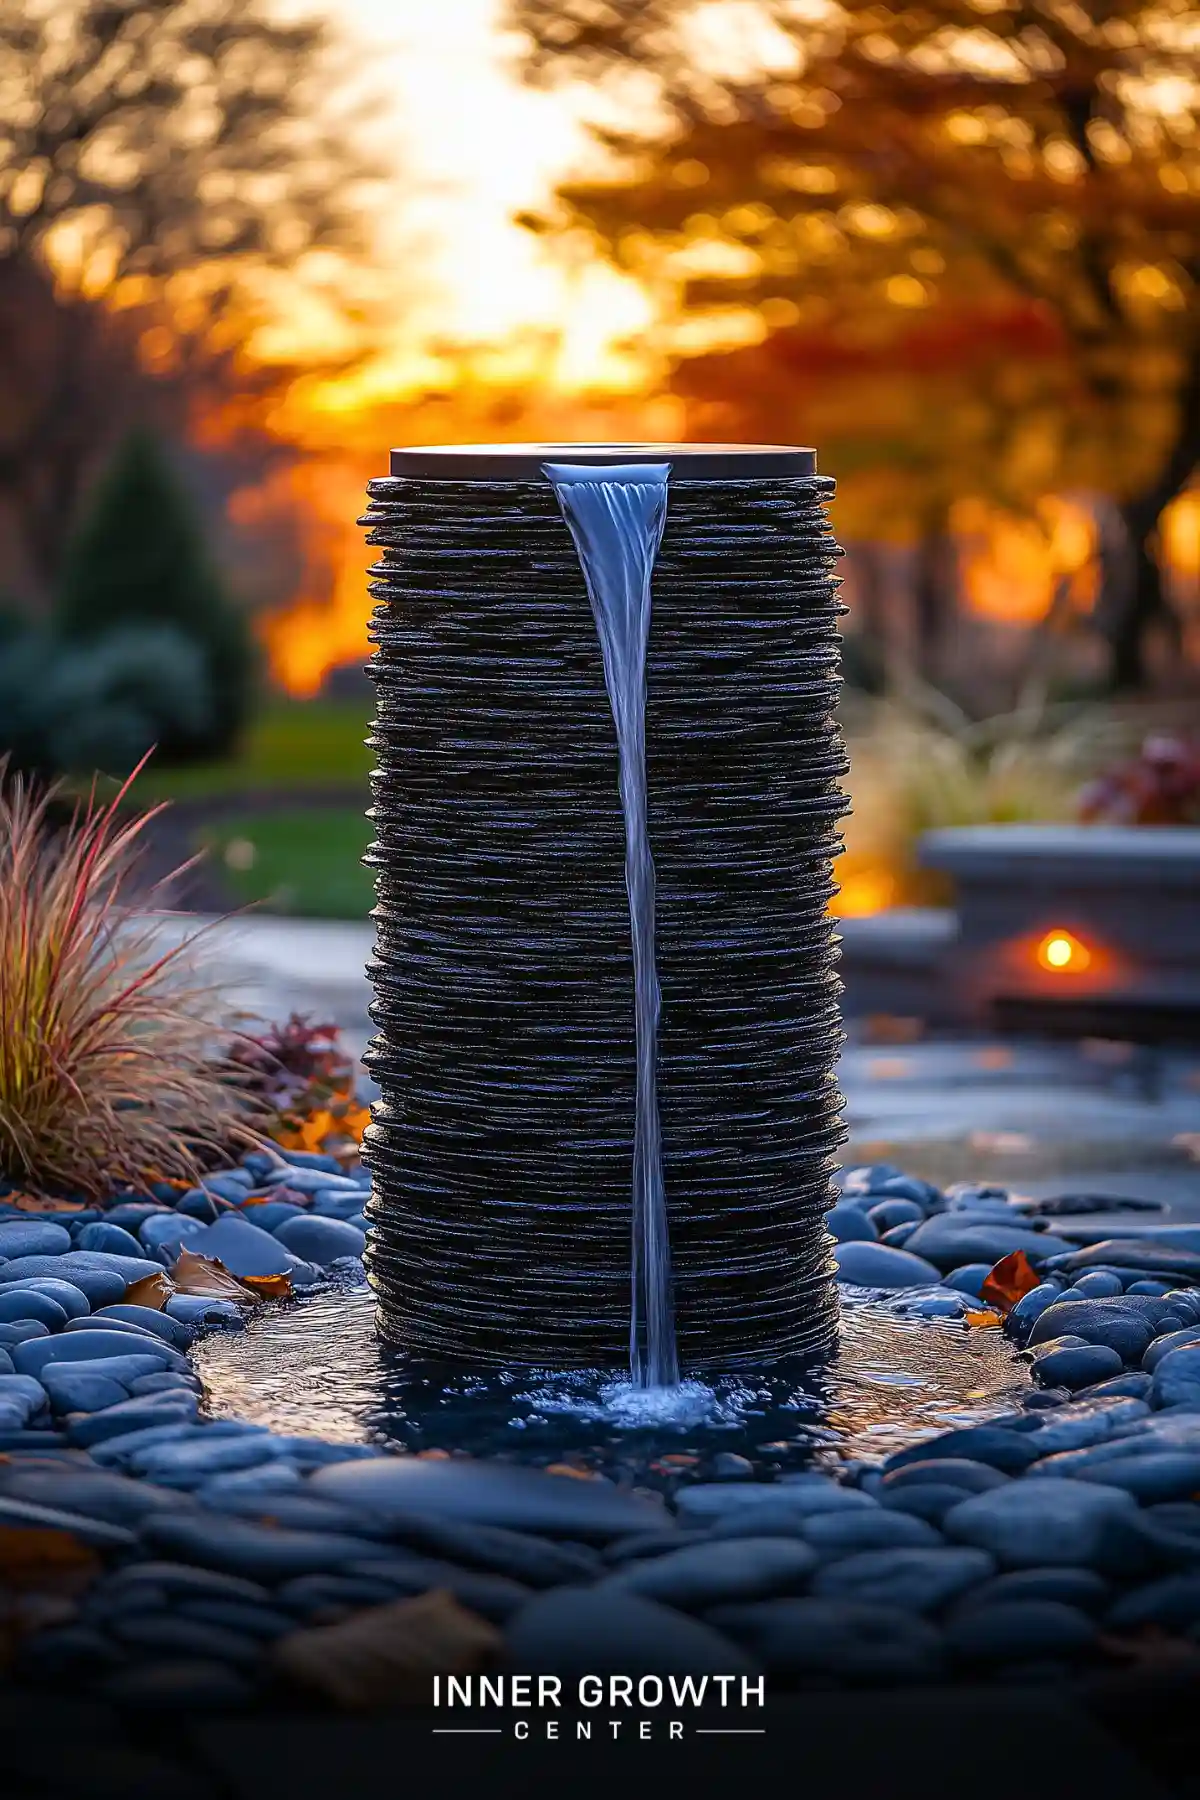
[{"left": 1037, "top": 929, "right": 1091, "bottom": 973}]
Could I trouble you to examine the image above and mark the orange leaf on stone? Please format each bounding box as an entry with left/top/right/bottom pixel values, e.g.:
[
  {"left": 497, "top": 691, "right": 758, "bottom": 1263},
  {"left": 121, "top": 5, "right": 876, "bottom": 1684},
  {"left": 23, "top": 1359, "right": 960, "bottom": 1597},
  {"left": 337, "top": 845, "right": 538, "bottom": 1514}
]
[
  {"left": 965, "top": 1308, "right": 1005, "bottom": 1328},
  {"left": 7, "top": 1192, "right": 86, "bottom": 1214},
  {"left": 273, "top": 1590, "right": 501, "bottom": 1709},
  {"left": 980, "top": 1250, "right": 1043, "bottom": 1312},
  {"left": 169, "top": 1247, "right": 262, "bottom": 1307},
  {"left": 123, "top": 1270, "right": 175, "bottom": 1311},
  {"left": 239, "top": 1271, "right": 293, "bottom": 1301}
]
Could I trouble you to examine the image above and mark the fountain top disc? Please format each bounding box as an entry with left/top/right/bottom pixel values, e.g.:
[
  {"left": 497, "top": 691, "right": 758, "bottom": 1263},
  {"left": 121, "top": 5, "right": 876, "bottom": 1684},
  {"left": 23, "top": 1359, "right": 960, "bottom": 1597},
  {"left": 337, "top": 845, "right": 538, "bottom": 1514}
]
[{"left": 388, "top": 442, "right": 818, "bottom": 482}]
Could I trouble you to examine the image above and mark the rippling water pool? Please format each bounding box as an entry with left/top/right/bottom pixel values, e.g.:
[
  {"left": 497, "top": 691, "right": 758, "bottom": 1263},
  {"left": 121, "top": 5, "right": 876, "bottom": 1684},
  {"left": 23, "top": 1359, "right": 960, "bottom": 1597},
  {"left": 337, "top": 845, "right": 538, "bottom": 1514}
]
[{"left": 193, "top": 1281, "right": 1030, "bottom": 1486}]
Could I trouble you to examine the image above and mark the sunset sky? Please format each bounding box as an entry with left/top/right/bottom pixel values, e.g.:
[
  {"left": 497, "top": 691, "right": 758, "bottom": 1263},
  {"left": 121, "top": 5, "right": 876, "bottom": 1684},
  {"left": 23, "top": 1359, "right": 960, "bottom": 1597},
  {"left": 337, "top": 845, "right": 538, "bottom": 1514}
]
[{"left": 331, "top": 0, "right": 650, "bottom": 374}]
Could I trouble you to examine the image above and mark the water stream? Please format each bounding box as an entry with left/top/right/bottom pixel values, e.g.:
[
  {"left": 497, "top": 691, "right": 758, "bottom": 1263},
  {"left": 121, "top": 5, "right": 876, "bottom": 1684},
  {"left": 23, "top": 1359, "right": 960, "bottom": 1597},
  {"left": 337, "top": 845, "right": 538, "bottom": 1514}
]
[{"left": 543, "top": 461, "right": 677, "bottom": 1388}]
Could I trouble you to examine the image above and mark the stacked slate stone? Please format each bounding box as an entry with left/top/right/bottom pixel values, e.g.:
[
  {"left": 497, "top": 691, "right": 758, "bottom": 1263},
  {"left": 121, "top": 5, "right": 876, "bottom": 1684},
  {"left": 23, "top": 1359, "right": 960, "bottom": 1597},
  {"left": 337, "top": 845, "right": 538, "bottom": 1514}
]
[
  {"left": 5, "top": 1158, "right": 1200, "bottom": 1709},
  {"left": 358, "top": 452, "right": 849, "bottom": 1368}
]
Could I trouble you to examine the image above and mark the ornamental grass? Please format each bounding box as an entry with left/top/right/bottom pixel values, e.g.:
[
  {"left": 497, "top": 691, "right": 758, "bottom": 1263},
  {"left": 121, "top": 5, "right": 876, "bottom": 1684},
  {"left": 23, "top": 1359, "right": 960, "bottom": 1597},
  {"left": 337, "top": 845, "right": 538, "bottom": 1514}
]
[{"left": 0, "top": 755, "right": 257, "bottom": 1200}]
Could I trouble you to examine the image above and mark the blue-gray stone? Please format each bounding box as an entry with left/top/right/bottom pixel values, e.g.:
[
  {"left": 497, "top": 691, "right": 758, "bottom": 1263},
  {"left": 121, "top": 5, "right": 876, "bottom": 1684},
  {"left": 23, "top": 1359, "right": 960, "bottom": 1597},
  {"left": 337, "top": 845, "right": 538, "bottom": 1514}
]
[
  {"left": 233, "top": 1201, "right": 306, "bottom": 1234},
  {"left": 127, "top": 1371, "right": 201, "bottom": 1398},
  {"left": 0, "top": 1262, "right": 123, "bottom": 1308},
  {"left": 180, "top": 1598, "right": 296, "bottom": 1640},
  {"left": 0, "top": 1372, "right": 49, "bottom": 1426},
  {"left": 1074, "top": 1272, "right": 1126, "bottom": 1298},
  {"left": 111, "top": 1611, "right": 263, "bottom": 1667},
  {"left": 1008, "top": 1284, "right": 1066, "bottom": 1339},
  {"left": 1152, "top": 1346, "right": 1200, "bottom": 1408},
  {"left": 882, "top": 1459, "right": 1010, "bottom": 1495},
  {"left": 1027, "top": 1299, "right": 1156, "bottom": 1363},
  {"left": 129, "top": 1434, "right": 290, "bottom": 1486},
  {"left": 0, "top": 1321, "right": 48, "bottom": 1345},
  {"left": 171, "top": 1214, "right": 311, "bottom": 1280},
  {"left": 264, "top": 1162, "right": 358, "bottom": 1190},
  {"left": 197, "top": 1172, "right": 255, "bottom": 1202},
  {"left": 902, "top": 1217, "right": 1072, "bottom": 1274},
  {"left": 603, "top": 1537, "right": 817, "bottom": 1610},
  {"left": 952, "top": 1566, "right": 1110, "bottom": 1614},
  {"left": 504, "top": 1586, "right": 756, "bottom": 1676},
  {"left": 0, "top": 1493, "right": 136, "bottom": 1547},
  {"left": 867, "top": 1199, "right": 926, "bottom": 1233},
  {"left": 274, "top": 1214, "right": 367, "bottom": 1265},
  {"left": 0, "top": 1346, "right": 12, "bottom": 1375},
  {"left": 1068, "top": 1451, "right": 1200, "bottom": 1504},
  {"left": 13, "top": 1330, "right": 181, "bottom": 1377},
  {"left": 98, "top": 1560, "right": 273, "bottom": 1604},
  {"left": 0, "top": 1288, "right": 69, "bottom": 1331},
  {"left": 67, "top": 1395, "right": 198, "bottom": 1446},
  {"left": 1128, "top": 1280, "right": 1176, "bottom": 1297},
  {"left": 676, "top": 1478, "right": 876, "bottom": 1525},
  {"left": 1079, "top": 1374, "right": 1154, "bottom": 1403},
  {"left": 164, "top": 1296, "right": 246, "bottom": 1330},
  {"left": 832, "top": 1241, "right": 941, "bottom": 1289},
  {"left": 944, "top": 1600, "right": 1096, "bottom": 1664},
  {"left": 0, "top": 1467, "right": 194, "bottom": 1526},
  {"left": 62, "top": 1314, "right": 167, "bottom": 1346},
  {"left": 138, "top": 1213, "right": 207, "bottom": 1257},
  {"left": 811, "top": 1546, "right": 994, "bottom": 1612},
  {"left": 92, "top": 1304, "right": 194, "bottom": 1349},
  {"left": 103, "top": 1202, "right": 169, "bottom": 1232},
  {"left": 1, "top": 1278, "right": 91, "bottom": 1319},
  {"left": 884, "top": 1427, "right": 1042, "bottom": 1476},
  {"left": 1033, "top": 1345, "right": 1124, "bottom": 1390},
  {"left": 941, "top": 1264, "right": 994, "bottom": 1298},
  {"left": 311, "top": 1452, "right": 670, "bottom": 1541},
  {"left": 0, "top": 1221, "right": 72, "bottom": 1259},
  {"left": 309, "top": 1191, "right": 368, "bottom": 1219},
  {"left": 943, "top": 1477, "right": 1138, "bottom": 1566},
  {"left": 826, "top": 1204, "right": 878, "bottom": 1244},
  {"left": 706, "top": 1597, "right": 943, "bottom": 1681},
  {"left": 56, "top": 1249, "right": 163, "bottom": 1281},
  {"left": 140, "top": 1513, "right": 402, "bottom": 1580},
  {"left": 40, "top": 1366, "right": 131, "bottom": 1412},
  {"left": 1107, "top": 1573, "right": 1200, "bottom": 1631},
  {"left": 1023, "top": 1396, "right": 1149, "bottom": 1455},
  {"left": 74, "top": 1222, "right": 144, "bottom": 1258},
  {"left": 1144, "top": 1328, "right": 1200, "bottom": 1372},
  {"left": 175, "top": 1189, "right": 220, "bottom": 1222},
  {"left": 17, "top": 1626, "right": 127, "bottom": 1678},
  {"left": 199, "top": 1461, "right": 305, "bottom": 1504},
  {"left": 800, "top": 1508, "right": 943, "bottom": 1554},
  {"left": 882, "top": 1484, "right": 983, "bottom": 1526}
]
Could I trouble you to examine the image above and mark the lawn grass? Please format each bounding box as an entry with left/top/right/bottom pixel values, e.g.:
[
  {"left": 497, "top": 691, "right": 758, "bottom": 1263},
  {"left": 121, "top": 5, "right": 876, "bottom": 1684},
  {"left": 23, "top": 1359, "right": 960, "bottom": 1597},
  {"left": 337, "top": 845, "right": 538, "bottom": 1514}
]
[
  {"left": 199, "top": 807, "right": 376, "bottom": 920},
  {"left": 112, "top": 699, "right": 374, "bottom": 804}
]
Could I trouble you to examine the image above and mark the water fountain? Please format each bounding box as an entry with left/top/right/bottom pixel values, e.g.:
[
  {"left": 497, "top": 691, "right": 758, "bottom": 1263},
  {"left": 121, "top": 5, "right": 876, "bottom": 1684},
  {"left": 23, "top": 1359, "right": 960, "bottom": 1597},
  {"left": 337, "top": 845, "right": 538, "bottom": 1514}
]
[{"left": 358, "top": 444, "right": 848, "bottom": 1376}]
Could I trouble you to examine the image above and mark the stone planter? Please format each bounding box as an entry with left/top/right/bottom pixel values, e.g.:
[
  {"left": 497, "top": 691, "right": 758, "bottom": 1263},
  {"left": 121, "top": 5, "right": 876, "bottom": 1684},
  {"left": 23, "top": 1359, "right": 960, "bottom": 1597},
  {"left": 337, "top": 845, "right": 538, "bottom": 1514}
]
[{"left": 918, "top": 824, "right": 1200, "bottom": 1036}]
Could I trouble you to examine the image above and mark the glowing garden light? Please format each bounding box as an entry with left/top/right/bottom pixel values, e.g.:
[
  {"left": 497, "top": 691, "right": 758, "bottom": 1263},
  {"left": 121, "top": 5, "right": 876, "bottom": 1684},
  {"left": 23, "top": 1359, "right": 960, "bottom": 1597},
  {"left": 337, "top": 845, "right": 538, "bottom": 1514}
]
[{"left": 1037, "top": 929, "right": 1092, "bottom": 974}]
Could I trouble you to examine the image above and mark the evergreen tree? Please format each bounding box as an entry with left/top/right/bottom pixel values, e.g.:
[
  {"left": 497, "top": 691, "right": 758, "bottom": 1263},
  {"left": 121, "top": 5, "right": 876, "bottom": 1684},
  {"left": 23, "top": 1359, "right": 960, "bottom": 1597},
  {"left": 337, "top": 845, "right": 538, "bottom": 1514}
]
[{"left": 54, "top": 432, "right": 258, "bottom": 758}]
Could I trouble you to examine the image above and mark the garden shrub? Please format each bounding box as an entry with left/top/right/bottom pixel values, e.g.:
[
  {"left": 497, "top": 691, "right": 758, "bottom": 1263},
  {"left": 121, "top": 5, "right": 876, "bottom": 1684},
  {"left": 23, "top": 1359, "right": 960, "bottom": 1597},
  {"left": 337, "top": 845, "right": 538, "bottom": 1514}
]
[{"left": 54, "top": 430, "right": 259, "bottom": 759}]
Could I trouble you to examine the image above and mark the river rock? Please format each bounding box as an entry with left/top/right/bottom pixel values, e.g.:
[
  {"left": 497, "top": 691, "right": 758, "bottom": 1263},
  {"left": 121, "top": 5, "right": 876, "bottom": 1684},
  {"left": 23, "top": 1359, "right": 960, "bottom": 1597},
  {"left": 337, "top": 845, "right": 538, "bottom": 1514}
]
[
  {"left": 901, "top": 1218, "right": 1072, "bottom": 1274},
  {"left": 1152, "top": 1346, "right": 1200, "bottom": 1408},
  {"left": 676, "top": 1479, "right": 876, "bottom": 1525},
  {"left": 1145, "top": 1329, "right": 1200, "bottom": 1373},
  {"left": 66, "top": 1394, "right": 199, "bottom": 1447},
  {"left": 39, "top": 1366, "right": 132, "bottom": 1412},
  {"left": 13, "top": 1330, "right": 182, "bottom": 1377},
  {"left": 800, "top": 1509, "right": 943, "bottom": 1554},
  {"left": 883, "top": 1427, "right": 1042, "bottom": 1476},
  {"left": 881, "top": 1484, "right": 976, "bottom": 1526},
  {"left": 1068, "top": 1451, "right": 1200, "bottom": 1504},
  {"left": 0, "top": 1494, "right": 136, "bottom": 1548},
  {"left": 1027, "top": 1300, "right": 1155, "bottom": 1364},
  {"left": 941, "top": 1264, "right": 994, "bottom": 1299},
  {"left": 1, "top": 1278, "right": 91, "bottom": 1319},
  {"left": 1033, "top": 1345, "right": 1124, "bottom": 1390},
  {"left": 0, "top": 1467, "right": 193, "bottom": 1527},
  {"left": 138, "top": 1214, "right": 207, "bottom": 1258},
  {"left": 74, "top": 1222, "right": 145, "bottom": 1259},
  {"left": 1044, "top": 1242, "right": 1200, "bottom": 1283},
  {"left": 92, "top": 1305, "right": 194, "bottom": 1349},
  {"left": 310, "top": 1454, "right": 669, "bottom": 1541},
  {"left": 706, "top": 1597, "right": 944, "bottom": 1682},
  {"left": 233, "top": 1202, "right": 307, "bottom": 1234},
  {"left": 867, "top": 1199, "right": 926, "bottom": 1233},
  {"left": 110, "top": 1612, "right": 263, "bottom": 1668},
  {"left": 0, "top": 1321, "right": 48, "bottom": 1346},
  {"left": 0, "top": 1373, "right": 49, "bottom": 1427},
  {"left": 0, "top": 1263, "right": 123, "bottom": 1308},
  {"left": 1023, "top": 1396, "right": 1149, "bottom": 1455},
  {"left": 98, "top": 1560, "right": 273, "bottom": 1605},
  {"left": 0, "top": 1289, "right": 70, "bottom": 1331},
  {"left": 811, "top": 1547, "right": 993, "bottom": 1612},
  {"left": 140, "top": 1513, "right": 399, "bottom": 1580},
  {"left": 97, "top": 1659, "right": 254, "bottom": 1712},
  {"left": 831, "top": 1242, "right": 941, "bottom": 1289},
  {"left": 943, "top": 1477, "right": 1138, "bottom": 1567},
  {"left": 164, "top": 1297, "right": 246, "bottom": 1331},
  {"left": 1007, "top": 1284, "right": 1066, "bottom": 1339},
  {"left": 171, "top": 1215, "right": 316, "bottom": 1283},
  {"left": 604, "top": 1537, "right": 817, "bottom": 1611},
  {"left": 1107, "top": 1573, "right": 1200, "bottom": 1631},
  {"left": 952, "top": 1566, "right": 1110, "bottom": 1615},
  {"left": 826, "top": 1205, "right": 878, "bottom": 1243},
  {"left": 944, "top": 1600, "right": 1096, "bottom": 1665},
  {"left": 0, "top": 1221, "right": 72, "bottom": 1259},
  {"left": 882, "top": 1459, "right": 1010, "bottom": 1496},
  {"left": 129, "top": 1433, "right": 291, "bottom": 1486},
  {"left": 274, "top": 1215, "right": 367, "bottom": 1265},
  {"left": 503, "top": 1587, "right": 757, "bottom": 1676}
]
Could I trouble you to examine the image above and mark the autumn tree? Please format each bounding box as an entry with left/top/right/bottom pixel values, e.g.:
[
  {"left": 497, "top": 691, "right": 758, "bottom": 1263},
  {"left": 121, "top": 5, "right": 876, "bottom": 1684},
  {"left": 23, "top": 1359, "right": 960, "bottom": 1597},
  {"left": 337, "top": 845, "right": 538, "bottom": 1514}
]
[
  {"left": 511, "top": 0, "right": 1200, "bottom": 687},
  {"left": 0, "top": 0, "right": 381, "bottom": 599}
]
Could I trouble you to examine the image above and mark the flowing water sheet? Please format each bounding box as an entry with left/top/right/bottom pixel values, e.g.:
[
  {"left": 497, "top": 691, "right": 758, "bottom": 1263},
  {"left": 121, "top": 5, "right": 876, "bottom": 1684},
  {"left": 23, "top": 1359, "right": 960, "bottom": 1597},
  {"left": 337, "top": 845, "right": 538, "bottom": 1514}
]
[{"left": 543, "top": 461, "right": 677, "bottom": 1387}]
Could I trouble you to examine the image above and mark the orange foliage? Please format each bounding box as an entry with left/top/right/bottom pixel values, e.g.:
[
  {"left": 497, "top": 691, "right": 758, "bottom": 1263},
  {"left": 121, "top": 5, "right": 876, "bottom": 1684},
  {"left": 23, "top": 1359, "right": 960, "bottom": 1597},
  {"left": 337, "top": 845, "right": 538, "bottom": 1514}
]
[{"left": 979, "top": 1249, "right": 1043, "bottom": 1312}]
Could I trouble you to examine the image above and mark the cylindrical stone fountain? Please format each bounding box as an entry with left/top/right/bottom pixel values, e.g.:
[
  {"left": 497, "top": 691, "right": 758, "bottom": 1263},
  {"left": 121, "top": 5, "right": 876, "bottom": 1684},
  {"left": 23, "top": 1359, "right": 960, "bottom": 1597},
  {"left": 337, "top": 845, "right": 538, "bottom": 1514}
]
[{"left": 359, "top": 443, "right": 848, "bottom": 1373}]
